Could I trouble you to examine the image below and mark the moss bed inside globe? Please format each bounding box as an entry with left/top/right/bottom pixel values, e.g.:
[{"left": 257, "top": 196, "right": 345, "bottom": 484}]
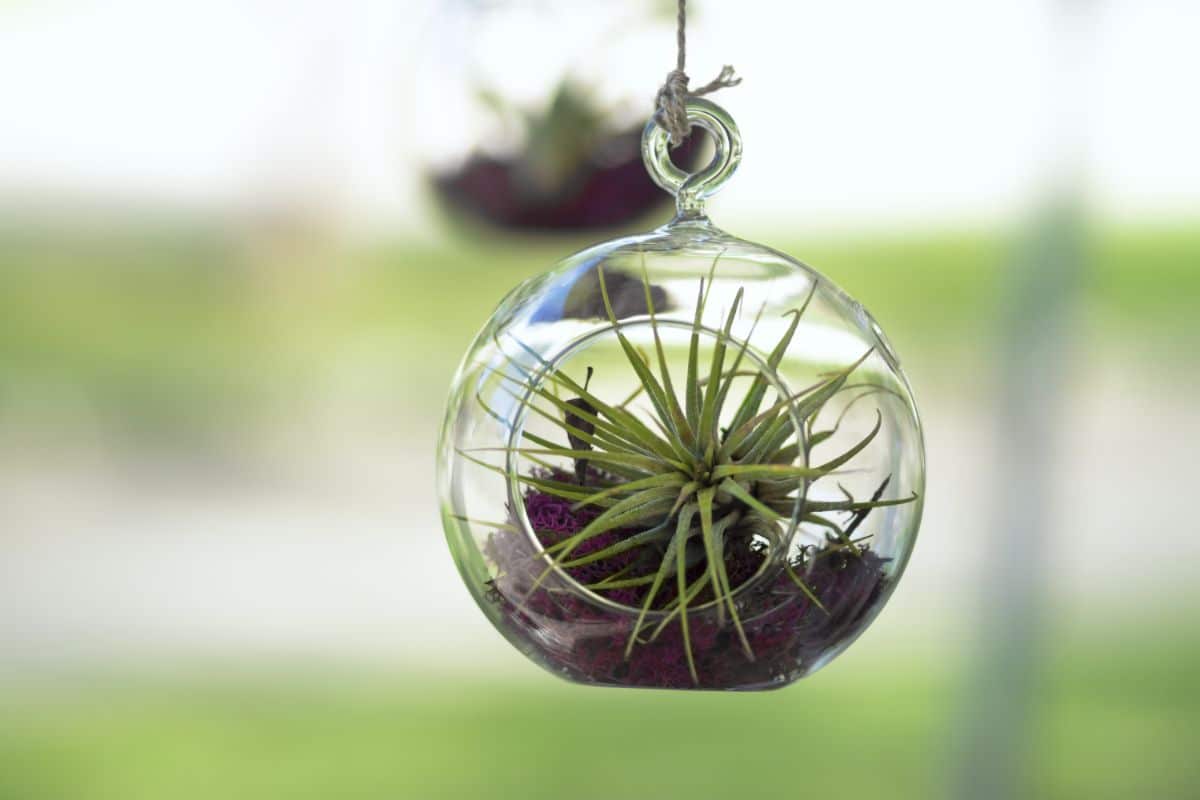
[{"left": 459, "top": 262, "right": 917, "bottom": 689}]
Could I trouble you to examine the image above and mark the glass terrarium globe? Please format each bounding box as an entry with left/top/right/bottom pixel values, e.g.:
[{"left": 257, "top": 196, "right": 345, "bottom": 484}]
[
  {"left": 438, "top": 99, "right": 925, "bottom": 690},
  {"left": 415, "top": 0, "right": 703, "bottom": 231}
]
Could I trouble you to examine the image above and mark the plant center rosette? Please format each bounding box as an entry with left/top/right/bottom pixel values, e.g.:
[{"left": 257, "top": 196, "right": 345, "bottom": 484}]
[{"left": 446, "top": 249, "right": 924, "bottom": 690}]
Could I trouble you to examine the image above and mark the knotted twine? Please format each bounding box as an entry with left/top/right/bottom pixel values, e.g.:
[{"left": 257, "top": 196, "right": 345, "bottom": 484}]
[{"left": 652, "top": 0, "right": 741, "bottom": 147}]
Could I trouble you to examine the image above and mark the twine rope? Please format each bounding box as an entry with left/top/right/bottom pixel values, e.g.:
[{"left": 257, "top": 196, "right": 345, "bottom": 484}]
[{"left": 653, "top": 0, "right": 741, "bottom": 146}]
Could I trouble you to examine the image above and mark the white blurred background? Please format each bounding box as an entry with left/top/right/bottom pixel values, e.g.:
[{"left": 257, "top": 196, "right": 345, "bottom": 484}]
[{"left": 3, "top": 1, "right": 1198, "bottom": 234}]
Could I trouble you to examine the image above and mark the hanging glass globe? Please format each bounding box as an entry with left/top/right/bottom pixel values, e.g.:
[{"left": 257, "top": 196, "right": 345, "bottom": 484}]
[{"left": 438, "top": 98, "right": 925, "bottom": 690}]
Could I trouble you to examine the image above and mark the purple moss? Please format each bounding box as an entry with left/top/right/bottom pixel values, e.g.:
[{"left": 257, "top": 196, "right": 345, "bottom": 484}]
[
  {"left": 431, "top": 125, "right": 702, "bottom": 233},
  {"left": 482, "top": 482, "right": 889, "bottom": 690}
]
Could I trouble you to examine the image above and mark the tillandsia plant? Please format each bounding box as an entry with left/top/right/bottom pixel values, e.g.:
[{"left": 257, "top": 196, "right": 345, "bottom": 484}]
[{"left": 458, "top": 258, "right": 918, "bottom": 689}]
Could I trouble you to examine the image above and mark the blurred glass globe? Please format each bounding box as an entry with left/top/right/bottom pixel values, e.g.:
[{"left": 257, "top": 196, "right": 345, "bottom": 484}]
[{"left": 415, "top": 0, "right": 703, "bottom": 232}]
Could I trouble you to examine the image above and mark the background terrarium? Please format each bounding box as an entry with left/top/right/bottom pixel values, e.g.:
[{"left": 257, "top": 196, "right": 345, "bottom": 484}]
[
  {"left": 439, "top": 100, "right": 925, "bottom": 689},
  {"left": 416, "top": 0, "right": 703, "bottom": 232}
]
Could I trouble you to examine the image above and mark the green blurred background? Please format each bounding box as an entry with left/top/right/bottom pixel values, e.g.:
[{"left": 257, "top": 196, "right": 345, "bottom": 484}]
[{"left": 1, "top": 2, "right": 1198, "bottom": 799}]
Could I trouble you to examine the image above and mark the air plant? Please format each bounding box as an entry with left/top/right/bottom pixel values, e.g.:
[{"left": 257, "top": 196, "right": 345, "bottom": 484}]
[{"left": 460, "top": 257, "right": 917, "bottom": 686}]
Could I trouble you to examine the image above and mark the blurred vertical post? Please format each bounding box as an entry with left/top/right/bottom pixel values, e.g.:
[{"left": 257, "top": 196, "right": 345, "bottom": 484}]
[{"left": 949, "top": 2, "right": 1094, "bottom": 798}]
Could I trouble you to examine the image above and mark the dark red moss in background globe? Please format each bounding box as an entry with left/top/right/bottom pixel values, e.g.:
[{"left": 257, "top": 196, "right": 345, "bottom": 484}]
[
  {"left": 432, "top": 126, "right": 703, "bottom": 233},
  {"left": 483, "top": 482, "right": 889, "bottom": 690}
]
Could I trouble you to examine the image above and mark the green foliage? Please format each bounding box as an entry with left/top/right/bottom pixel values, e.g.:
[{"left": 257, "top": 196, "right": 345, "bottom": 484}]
[
  {"left": 2, "top": 628, "right": 1196, "bottom": 800},
  {"left": 2, "top": 225, "right": 1195, "bottom": 440}
]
